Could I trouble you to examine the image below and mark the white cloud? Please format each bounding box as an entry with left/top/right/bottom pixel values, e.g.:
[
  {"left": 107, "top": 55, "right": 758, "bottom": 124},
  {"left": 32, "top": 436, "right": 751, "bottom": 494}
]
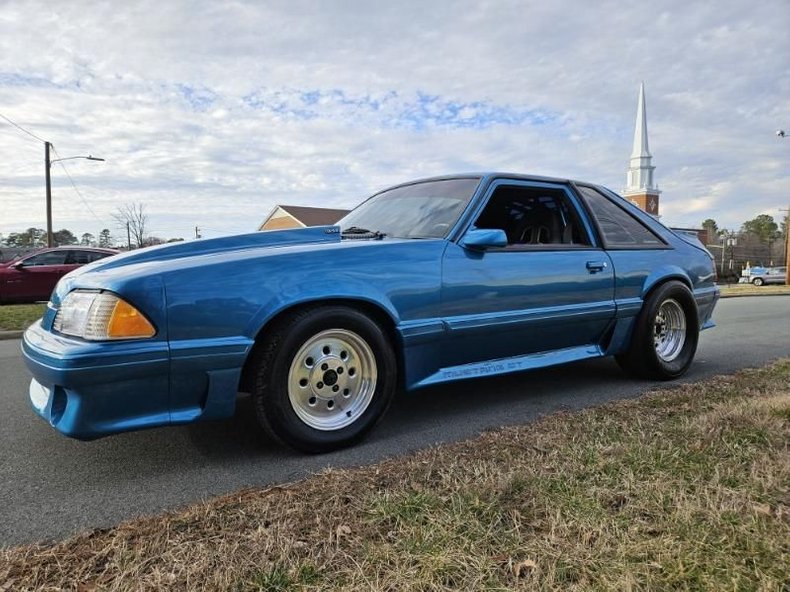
[{"left": 0, "top": 0, "right": 788, "bottom": 241}]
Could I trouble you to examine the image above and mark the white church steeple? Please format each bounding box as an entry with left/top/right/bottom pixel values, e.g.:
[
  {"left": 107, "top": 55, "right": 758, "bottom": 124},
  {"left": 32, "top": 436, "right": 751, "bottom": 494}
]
[{"left": 624, "top": 82, "right": 660, "bottom": 215}]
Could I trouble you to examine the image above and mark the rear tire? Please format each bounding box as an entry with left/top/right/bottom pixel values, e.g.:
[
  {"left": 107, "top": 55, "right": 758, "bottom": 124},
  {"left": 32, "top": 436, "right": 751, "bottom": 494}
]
[
  {"left": 616, "top": 281, "right": 699, "bottom": 380},
  {"left": 250, "top": 305, "right": 397, "bottom": 453}
]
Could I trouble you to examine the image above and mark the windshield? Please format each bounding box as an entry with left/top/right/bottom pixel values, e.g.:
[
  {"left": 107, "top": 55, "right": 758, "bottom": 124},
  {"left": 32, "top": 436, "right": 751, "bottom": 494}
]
[{"left": 338, "top": 177, "right": 481, "bottom": 239}]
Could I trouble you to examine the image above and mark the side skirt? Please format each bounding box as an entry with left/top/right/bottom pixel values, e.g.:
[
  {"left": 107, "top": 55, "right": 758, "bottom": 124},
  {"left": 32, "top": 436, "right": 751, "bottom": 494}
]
[{"left": 412, "top": 343, "right": 606, "bottom": 389}]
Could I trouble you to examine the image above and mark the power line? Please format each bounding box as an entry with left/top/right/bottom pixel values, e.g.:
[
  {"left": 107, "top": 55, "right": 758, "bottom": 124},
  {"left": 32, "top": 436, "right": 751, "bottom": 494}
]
[
  {"left": 0, "top": 111, "right": 48, "bottom": 144},
  {"left": 51, "top": 146, "right": 106, "bottom": 226}
]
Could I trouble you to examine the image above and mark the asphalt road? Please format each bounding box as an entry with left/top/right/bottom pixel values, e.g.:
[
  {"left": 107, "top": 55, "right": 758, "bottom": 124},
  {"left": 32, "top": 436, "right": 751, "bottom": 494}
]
[{"left": 1, "top": 296, "right": 788, "bottom": 546}]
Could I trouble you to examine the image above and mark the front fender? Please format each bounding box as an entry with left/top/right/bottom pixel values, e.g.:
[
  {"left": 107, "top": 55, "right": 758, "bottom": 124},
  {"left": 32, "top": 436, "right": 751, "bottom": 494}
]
[{"left": 244, "top": 281, "right": 402, "bottom": 339}]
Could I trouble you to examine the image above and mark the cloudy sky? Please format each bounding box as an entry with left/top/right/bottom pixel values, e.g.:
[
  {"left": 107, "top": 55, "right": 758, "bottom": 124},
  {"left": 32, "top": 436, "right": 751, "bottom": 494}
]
[{"left": 1, "top": 0, "right": 788, "bottom": 242}]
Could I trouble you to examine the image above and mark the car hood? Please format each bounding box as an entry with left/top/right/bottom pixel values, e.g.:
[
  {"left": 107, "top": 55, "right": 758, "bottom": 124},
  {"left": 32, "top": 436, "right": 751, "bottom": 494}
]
[
  {"left": 75, "top": 225, "right": 341, "bottom": 273},
  {"left": 53, "top": 225, "right": 346, "bottom": 298}
]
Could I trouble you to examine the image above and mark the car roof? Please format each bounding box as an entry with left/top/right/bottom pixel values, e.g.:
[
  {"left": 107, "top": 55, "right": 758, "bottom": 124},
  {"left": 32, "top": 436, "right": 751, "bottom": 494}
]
[
  {"left": 25, "top": 246, "right": 118, "bottom": 255},
  {"left": 377, "top": 172, "right": 599, "bottom": 195},
  {"left": 390, "top": 171, "right": 573, "bottom": 185},
  {"left": 47, "top": 246, "right": 115, "bottom": 250}
]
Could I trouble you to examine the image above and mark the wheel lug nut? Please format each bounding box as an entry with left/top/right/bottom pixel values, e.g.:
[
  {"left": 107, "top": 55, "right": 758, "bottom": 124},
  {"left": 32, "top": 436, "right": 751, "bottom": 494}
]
[
  {"left": 337, "top": 367, "right": 343, "bottom": 374},
  {"left": 321, "top": 363, "right": 328, "bottom": 371},
  {"left": 332, "top": 385, "right": 339, "bottom": 392},
  {"left": 317, "top": 382, "right": 324, "bottom": 389}
]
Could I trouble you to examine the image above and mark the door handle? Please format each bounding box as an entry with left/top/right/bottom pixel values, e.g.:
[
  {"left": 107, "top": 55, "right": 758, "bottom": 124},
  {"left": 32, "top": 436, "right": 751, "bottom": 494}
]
[{"left": 586, "top": 260, "right": 608, "bottom": 273}]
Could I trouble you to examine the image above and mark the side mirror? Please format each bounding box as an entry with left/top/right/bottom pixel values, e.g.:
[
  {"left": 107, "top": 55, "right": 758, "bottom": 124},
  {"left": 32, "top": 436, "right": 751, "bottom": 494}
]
[
  {"left": 461, "top": 228, "right": 508, "bottom": 250},
  {"left": 12, "top": 261, "right": 25, "bottom": 269}
]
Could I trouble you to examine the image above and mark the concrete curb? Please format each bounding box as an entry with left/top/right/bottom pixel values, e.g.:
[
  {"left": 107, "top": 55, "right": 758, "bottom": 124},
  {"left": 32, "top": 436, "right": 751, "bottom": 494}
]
[
  {"left": 719, "top": 291, "right": 790, "bottom": 299},
  {"left": 0, "top": 330, "right": 23, "bottom": 341}
]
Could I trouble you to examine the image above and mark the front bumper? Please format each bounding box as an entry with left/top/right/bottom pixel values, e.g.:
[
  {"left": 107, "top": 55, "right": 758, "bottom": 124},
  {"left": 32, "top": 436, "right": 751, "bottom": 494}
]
[{"left": 22, "top": 321, "right": 171, "bottom": 439}]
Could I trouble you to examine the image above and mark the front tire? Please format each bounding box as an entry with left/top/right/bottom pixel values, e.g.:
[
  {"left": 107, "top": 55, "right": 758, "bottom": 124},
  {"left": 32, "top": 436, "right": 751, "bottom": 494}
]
[
  {"left": 752, "top": 277, "right": 764, "bottom": 286},
  {"left": 251, "top": 306, "right": 397, "bottom": 453},
  {"left": 616, "top": 281, "right": 699, "bottom": 380}
]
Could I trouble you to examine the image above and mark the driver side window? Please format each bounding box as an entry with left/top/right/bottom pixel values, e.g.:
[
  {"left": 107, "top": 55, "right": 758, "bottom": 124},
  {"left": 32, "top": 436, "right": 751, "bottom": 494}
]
[{"left": 473, "top": 184, "right": 592, "bottom": 248}]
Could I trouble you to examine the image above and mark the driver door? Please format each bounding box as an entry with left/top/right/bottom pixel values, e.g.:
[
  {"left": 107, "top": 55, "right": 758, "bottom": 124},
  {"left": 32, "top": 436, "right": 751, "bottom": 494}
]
[{"left": 440, "top": 180, "right": 615, "bottom": 368}]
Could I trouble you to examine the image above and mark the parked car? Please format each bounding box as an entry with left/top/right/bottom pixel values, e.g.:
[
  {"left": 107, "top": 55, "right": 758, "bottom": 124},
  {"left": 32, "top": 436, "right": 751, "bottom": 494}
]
[
  {"left": 0, "top": 247, "right": 118, "bottom": 304},
  {"left": 743, "top": 266, "right": 787, "bottom": 286},
  {"left": 22, "top": 173, "right": 719, "bottom": 452}
]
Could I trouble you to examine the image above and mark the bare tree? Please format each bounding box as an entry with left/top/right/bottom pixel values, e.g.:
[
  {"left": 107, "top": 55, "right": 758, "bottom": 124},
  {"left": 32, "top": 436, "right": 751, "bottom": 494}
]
[{"left": 112, "top": 203, "right": 149, "bottom": 249}]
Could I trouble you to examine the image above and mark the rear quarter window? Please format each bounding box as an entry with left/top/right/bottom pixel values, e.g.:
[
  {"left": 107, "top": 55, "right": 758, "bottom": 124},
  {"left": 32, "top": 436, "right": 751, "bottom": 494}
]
[{"left": 577, "top": 186, "right": 665, "bottom": 248}]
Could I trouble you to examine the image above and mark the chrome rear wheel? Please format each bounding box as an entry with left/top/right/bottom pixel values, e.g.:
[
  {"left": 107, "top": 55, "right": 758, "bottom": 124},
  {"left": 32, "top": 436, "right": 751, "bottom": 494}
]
[
  {"left": 615, "top": 281, "right": 699, "bottom": 381},
  {"left": 653, "top": 298, "right": 686, "bottom": 362}
]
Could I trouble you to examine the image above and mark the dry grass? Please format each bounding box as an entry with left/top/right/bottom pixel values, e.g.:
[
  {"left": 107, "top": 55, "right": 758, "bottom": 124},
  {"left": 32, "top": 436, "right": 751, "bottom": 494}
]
[
  {"left": 3, "top": 361, "right": 789, "bottom": 591},
  {"left": 0, "top": 303, "right": 46, "bottom": 331},
  {"left": 719, "top": 284, "right": 790, "bottom": 297}
]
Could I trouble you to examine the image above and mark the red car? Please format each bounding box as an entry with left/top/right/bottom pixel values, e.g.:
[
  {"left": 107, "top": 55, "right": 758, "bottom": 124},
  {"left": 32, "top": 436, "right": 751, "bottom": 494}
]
[{"left": 0, "top": 247, "right": 118, "bottom": 304}]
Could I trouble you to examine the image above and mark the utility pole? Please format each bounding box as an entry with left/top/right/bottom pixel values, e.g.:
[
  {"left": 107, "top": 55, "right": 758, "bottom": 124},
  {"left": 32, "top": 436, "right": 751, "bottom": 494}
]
[
  {"left": 44, "top": 142, "right": 53, "bottom": 247},
  {"left": 195, "top": 226, "right": 201, "bottom": 239},
  {"left": 786, "top": 209, "right": 790, "bottom": 286},
  {"left": 781, "top": 206, "right": 790, "bottom": 286},
  {"left": 719, "top": 231, "right": 737, "bottom": 280},
  {"left": 786, "top": 211, "right": 790, "bottom": 286},
  {"left": 774, "top": 131, "right": 788, "bottom": 282},
  {"left": 127, "top": 222, "right": 131, "bottom": 250}
]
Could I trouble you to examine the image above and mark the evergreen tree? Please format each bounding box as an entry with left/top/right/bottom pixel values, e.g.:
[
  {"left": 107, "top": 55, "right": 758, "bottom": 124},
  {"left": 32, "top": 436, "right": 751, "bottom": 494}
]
[{"left": 98, "top": 228, "right": 113, "bottom": 248}]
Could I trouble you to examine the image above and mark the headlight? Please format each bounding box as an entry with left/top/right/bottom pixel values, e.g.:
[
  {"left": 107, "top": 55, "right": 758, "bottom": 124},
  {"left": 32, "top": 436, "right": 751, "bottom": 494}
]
[{"left": 53, "top": 291, "right": 156, "bottom": 340}]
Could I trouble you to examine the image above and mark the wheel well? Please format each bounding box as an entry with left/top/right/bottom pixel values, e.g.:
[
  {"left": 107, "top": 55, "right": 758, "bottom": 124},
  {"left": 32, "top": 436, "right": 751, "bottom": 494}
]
[
  {"left": 643, "top": 276, "right": 698, "bottom": 321},
  {"left": 644, "top": 275, "right": 692, "bottom": 300},
  {"left": 237, "top": 299, "right": 403, "bottom": 394}
]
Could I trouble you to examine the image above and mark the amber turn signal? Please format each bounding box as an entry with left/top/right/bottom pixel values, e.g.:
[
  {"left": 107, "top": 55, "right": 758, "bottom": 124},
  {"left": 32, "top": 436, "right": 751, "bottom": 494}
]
[{"left": 107, "top": 299, "right": 156, "bottom": 339}]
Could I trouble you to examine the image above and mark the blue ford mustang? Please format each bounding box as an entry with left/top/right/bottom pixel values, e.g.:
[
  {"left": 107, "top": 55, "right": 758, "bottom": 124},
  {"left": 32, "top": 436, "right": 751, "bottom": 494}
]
[{"left": 23, "top": 173, "right": 719, "bottom": 452}]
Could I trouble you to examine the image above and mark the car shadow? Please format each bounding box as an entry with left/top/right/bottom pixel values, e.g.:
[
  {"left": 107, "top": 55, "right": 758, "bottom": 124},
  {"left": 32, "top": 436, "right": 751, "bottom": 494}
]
[{"left": 182, "top": 356, "right": 632, "bottom": 460}]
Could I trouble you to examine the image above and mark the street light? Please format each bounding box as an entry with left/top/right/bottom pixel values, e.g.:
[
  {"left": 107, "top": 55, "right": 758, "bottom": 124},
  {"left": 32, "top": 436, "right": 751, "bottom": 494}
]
[
  {"left": 50, "top": 154, "right": 105, "bottom": 167},
  {"left": 44, "top": 142, "right": 105, "bottom": 247}
]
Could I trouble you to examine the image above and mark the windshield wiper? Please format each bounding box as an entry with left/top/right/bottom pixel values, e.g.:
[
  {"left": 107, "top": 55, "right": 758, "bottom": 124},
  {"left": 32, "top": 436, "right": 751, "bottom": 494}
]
[{"left": 341, "top": 226, "right": 387, "bottom": 240}]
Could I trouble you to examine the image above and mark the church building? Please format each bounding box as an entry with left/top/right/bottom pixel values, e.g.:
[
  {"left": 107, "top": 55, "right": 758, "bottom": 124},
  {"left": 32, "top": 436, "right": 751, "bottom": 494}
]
[{"left": 623, "top": 83, "right": 661, "bottom": 217}]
